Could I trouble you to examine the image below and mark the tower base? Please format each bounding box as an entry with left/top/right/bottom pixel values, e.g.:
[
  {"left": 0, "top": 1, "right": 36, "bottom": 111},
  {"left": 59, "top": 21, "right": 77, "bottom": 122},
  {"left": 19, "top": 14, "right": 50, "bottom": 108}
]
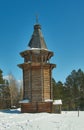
[{"left": 20, "top": 102, "right": 53, "bottom": 113}]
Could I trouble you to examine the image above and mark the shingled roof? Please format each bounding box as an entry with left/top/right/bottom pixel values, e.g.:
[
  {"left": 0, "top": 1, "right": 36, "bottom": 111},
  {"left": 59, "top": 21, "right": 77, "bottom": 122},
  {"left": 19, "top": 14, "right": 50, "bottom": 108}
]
[{"left": 28, "top": 24, "right": 48, "bottom": 49}]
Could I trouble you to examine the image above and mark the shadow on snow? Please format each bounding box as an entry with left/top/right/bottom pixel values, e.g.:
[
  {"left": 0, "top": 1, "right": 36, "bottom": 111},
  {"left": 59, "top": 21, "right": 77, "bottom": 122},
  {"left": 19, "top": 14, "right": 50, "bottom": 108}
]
[{"left": 0, "top": 108, "right": 21, "bottom": 114}]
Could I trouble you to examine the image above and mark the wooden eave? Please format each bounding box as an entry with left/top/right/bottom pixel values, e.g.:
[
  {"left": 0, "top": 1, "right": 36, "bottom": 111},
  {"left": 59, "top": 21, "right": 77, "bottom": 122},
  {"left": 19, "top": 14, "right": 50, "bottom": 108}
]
[
  {"left": 18, "top": 62, "right": 56, "bottom": 70},
  {"left": 20, "top": 49, "right": 54, "bottom": 59}
]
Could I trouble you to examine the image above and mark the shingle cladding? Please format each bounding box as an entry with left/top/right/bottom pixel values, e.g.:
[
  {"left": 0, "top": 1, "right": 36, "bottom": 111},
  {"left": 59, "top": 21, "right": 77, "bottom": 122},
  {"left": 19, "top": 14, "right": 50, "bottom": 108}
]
[{"left": 28, "top": 24, "right": 47, "bottom": 49}]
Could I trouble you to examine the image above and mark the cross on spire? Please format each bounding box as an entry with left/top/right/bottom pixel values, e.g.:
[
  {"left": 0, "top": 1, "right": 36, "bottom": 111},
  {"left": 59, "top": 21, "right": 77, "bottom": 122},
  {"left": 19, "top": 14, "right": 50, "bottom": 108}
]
[{"left": 36, "top": 15, "right": 39, "bottom": 24}]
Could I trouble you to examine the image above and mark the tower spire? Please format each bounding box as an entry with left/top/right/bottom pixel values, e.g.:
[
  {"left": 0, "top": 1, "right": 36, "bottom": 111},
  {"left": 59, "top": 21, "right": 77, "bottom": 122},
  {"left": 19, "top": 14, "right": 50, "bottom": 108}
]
[{"left": 28, "top": 17, "right": 48, "bottom": 49}]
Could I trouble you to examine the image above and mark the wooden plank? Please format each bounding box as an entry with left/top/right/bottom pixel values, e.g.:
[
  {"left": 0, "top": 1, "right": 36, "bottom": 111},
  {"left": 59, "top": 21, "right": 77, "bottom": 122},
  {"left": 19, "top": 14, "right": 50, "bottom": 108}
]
[{"left": 21, "top": 102, "right": 52, "bottom": 113}]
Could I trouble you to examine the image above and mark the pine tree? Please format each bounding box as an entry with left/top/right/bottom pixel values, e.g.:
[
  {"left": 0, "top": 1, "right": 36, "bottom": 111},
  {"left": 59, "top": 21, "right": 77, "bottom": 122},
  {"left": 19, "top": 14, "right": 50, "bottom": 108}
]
[
  {"left": 65, "top": 69, "right": 84, "bottom": 110},
  {"left": 0, "top": 69, "right": 5, "bottom": 84}
]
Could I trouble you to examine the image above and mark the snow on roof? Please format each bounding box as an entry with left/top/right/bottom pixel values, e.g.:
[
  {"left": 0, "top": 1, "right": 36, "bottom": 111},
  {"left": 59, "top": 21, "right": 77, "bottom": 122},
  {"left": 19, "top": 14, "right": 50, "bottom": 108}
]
[
  {"left": 45, "top": 99, "right": 53, "bottom": 102},
  {"left": 19, "top": 99, "right": 30, "bottom": 103},
  {"left": 53, "top": 100, "right": 62, "bottom": 105},
  {"left": 29, "top": 48, "right": 48, "bottom": 51}
]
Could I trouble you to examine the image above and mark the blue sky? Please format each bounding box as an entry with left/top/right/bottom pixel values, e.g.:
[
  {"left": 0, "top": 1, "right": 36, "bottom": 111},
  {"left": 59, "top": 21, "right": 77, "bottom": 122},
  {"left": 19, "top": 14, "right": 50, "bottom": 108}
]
[{"left": 0, "top": 0, "right": 84, "bottom": 83}]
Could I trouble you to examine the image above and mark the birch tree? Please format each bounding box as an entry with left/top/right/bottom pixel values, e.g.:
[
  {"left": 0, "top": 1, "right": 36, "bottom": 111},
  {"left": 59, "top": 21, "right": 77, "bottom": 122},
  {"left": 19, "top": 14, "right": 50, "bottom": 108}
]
[{"left": 8, "top": 73, "right": 19, "bottom": 107}]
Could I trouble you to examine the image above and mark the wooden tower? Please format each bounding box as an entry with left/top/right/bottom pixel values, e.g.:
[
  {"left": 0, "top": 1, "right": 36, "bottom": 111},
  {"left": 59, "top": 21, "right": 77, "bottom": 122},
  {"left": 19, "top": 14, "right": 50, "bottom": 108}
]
[{"left": 18, "top": 23, "right": 56, "bottom": 113}]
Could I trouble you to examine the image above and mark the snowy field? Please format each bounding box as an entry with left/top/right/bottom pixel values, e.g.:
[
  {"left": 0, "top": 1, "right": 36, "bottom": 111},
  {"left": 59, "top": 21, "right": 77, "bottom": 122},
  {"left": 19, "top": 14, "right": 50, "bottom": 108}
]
[{"left": 0, "top": 109, "right": 84, "bottom": 130}]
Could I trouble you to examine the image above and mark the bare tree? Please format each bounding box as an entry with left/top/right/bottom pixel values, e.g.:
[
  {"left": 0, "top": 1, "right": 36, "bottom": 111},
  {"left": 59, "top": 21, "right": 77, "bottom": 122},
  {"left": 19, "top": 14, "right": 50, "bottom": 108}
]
[{"left": 8, "top": 73, "right": 19, "bottom": 108}]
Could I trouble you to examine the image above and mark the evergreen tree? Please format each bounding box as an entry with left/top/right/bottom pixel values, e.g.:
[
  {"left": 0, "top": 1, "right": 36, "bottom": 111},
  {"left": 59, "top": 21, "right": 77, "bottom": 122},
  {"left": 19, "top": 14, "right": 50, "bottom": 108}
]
[
  {"left": 65, "top": 69, "right": 84, "bottom": 110},
  {"left": 52, "top": 78, "right": 57, "bottom": 99},
  {"left": 0, "top": 69, "right": 5, "bottom": 84},
  {"left": 1, "top": 85, "right": 11, "bottom": 109},
  {"left": 53, "top": 69, "right": 84, "bottom": 110},
  {"left": 52, "top": 78, "right": 64, "bottom": 100},
  {"left": 0, "top": 69, "right": 11, "bottom": 109}
]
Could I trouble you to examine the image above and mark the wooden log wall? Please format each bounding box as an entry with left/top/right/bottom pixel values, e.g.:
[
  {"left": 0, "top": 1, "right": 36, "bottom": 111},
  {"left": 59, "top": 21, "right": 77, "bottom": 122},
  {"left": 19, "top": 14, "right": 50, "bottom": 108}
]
[
  {"left": 32, "top": 68, "right": 42, "bottom": 102},
  {"left": 43, "top": 68, "right": 51, "bottom": 100},
  {"left": 23, "top": 64, "right": 53, "bottom": 102},
  {"left": 23, "top": 69, "right": 31, "bottom": 100},
  {"left": 21, "top": 102, "right": 52, "bottom": 113}
]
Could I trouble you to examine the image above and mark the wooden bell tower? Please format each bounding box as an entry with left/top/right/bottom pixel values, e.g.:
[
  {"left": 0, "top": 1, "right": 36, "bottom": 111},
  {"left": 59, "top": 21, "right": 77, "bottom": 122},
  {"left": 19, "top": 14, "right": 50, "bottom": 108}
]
[{"left": 18, "top": 23, "right": 56, "bottom": 112}]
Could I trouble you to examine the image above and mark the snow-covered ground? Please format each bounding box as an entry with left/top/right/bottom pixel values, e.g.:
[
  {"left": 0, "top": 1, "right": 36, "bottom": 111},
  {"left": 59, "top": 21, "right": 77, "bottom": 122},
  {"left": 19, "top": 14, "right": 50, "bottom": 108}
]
[{"left": 0, "top": 109, "right": 84, "bottom": 130}]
